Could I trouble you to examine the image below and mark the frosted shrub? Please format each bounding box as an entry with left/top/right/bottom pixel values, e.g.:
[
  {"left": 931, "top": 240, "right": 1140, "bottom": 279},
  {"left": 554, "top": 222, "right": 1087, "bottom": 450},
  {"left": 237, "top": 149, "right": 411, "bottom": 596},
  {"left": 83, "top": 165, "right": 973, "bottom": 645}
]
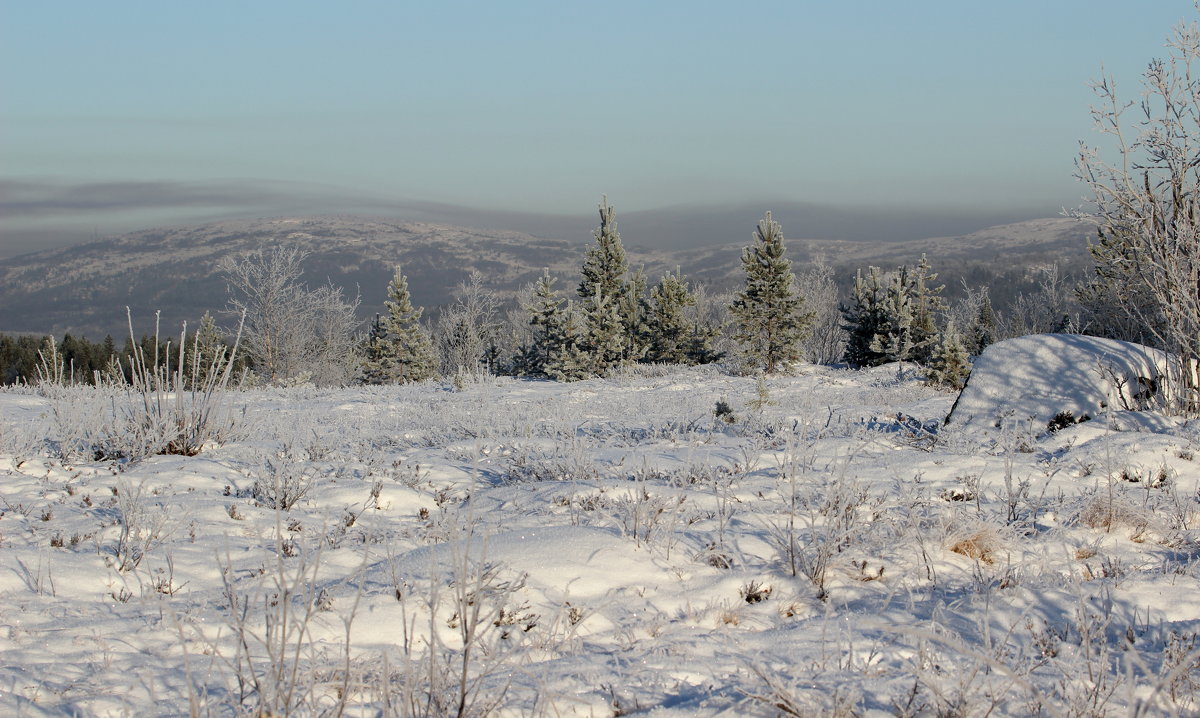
[
  {"left": 386, "top": 528, "right": 534, "bottom": 716},
  {"left": 112, "top": 478, "right": 173, "bottom": 573},
  {"left": 253, "top": 454, "right": 316, "bottom": 510},
  {"left": 207, "top": 542, "right": 355, "bottom": 715},
  {"left": 122, "top": 313, "right": 244, "bottom": 457}
]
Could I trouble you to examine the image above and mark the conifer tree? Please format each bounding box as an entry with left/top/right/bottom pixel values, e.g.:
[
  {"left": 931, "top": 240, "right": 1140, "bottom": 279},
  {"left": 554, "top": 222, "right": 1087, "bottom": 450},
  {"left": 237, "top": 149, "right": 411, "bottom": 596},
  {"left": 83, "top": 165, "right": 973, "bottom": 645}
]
[
  {"left": 969, "top": 291, "right": 997, "bottom": 356},
  {"left": 582, "top": 289, "right": 629, "bottom": 376},
  {"left": 842, "top": 267, "right": 889, "bottom": 368},
  {"left": 543, "top": 300, "right": 592, "bottom": 382},
  {"left": 188, "top": 311, "right": 227, "bottom": 388},
  {"left": 869, "top": 267, "right": 918, "bottom": 367},
  {"left": 518, "top": 270, "right": 591, "bottom": 381},
  {"left": 730, "top": 212, "right": 812, "bottom": 373},
  {"left": 926, "top": 321, "right": 972, "bottom": 390},
  {"left": 578, "top": 197, "right": 642, "bottom": 374},
  {"left": 843, "top": 257, "right": 946, "bottom": 369},
  {"left": 643, "top": 269, "right": 719, "bottom": 365},
  {"left": 361, "top": 266, "right": 437, "bottom": 384},
  {"left": 621, "top": 266, "right": 650, "bottom": 363},
  {"left": 908, "top": 255, "right": 946, "bottom": 365}
]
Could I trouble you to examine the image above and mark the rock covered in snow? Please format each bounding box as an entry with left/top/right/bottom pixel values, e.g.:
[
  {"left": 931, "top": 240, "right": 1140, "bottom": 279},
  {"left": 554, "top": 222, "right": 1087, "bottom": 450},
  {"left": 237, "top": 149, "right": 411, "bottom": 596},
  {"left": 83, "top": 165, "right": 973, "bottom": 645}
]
[{"left": 945, "top": 334, "right": 1169, "bottom": 432}]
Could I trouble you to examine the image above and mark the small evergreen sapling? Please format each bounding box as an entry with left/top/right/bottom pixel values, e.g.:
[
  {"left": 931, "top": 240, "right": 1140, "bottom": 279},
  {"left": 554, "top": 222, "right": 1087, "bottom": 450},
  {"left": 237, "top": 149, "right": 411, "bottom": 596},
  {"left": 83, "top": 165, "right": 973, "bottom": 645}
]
[
  {"left": 643, "top": 269, "right": 720, "bottom": 365},
  {"left": 361, "top": 266, "right": 437, "bottom": 384},
  {"left": 926, "top": 321, "right": 972, "bottom": 390},
  {"left": 842, "top": 267, "right": 888, "bottom": 369},
  {"left": 843, "top": 256, "right": 946, "bottom": 369},
  {"left": 517, "top": 270, "right": 591, "bottom": 381}
]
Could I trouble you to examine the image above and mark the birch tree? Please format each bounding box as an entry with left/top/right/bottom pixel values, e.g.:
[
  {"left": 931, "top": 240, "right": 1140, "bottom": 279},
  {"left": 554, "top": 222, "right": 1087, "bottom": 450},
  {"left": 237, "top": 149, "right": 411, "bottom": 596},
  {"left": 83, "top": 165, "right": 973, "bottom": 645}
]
[{"left": 1076, "top": 17, "right": 1200, "bottom": 411}]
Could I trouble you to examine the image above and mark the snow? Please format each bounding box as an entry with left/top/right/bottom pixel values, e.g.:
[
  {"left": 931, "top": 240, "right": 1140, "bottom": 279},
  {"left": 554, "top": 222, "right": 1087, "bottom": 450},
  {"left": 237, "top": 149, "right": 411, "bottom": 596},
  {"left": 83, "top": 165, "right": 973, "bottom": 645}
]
[
  {"left": 1, "top": 360, "right": 1199, "bottom": 715},
  {"left": 946, "top": 333, "right": 1172, "bottom": 433}
]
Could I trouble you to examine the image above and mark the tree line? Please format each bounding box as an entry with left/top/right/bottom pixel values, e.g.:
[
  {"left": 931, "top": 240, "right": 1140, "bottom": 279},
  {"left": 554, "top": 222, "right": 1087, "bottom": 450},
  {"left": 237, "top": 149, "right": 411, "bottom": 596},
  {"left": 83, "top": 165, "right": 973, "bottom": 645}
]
[{"left": 0, "top": 195, "right": 1167, "bottom": 393}]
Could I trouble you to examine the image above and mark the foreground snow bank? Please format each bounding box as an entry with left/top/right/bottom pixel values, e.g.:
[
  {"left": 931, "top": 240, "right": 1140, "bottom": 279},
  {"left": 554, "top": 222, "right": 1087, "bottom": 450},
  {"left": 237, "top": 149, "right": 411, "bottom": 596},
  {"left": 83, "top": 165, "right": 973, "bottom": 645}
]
[
  {"left": 2, "top": 365, "right": 1199, "bottom": 716},
  {"left": 946, "top": 333, "right": 1171, "bottom": 433}
]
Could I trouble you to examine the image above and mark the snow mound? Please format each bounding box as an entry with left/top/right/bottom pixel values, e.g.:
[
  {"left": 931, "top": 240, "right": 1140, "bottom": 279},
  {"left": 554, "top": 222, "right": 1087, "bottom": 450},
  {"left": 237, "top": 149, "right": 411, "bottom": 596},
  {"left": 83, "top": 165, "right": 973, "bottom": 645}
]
[{"left": 945, "top": 334, "right": 1169, "bottom": 432}]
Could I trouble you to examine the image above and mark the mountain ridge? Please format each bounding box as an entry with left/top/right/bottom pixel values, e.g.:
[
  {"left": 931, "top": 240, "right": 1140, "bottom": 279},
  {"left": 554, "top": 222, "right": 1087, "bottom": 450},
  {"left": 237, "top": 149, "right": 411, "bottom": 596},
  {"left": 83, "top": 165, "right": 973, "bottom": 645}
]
[{"left": 0, "top": 214, "right": 1095, "bottom": 339}]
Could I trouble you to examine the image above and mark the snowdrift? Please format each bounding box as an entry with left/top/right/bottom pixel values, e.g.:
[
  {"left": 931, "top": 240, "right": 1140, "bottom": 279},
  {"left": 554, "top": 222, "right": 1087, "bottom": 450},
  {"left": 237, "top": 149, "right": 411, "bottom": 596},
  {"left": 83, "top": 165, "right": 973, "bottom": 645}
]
[{"left": 945, "top": 334, "right": 1170, "bottom": 432}]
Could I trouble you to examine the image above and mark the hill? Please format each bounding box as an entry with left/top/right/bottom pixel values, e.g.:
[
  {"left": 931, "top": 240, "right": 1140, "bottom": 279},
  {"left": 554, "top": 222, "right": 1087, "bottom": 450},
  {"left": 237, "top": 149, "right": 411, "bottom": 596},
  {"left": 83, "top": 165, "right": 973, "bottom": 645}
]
[{"left": 0, "top": 215, "right": 1096, "bottom": 339}]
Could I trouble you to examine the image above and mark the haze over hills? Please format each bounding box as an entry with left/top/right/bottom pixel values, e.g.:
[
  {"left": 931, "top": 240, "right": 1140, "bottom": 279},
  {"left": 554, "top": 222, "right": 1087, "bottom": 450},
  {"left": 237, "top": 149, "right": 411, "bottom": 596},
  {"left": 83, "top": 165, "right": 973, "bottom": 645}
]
[{"left": 0, "top": 214, "right": 1096, "bottom": 340}]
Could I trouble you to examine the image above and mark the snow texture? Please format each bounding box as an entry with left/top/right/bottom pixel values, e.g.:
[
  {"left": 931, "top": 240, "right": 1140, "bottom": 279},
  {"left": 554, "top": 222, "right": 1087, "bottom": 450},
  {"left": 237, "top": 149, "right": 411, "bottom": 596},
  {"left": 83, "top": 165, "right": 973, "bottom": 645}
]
[
  {"left": 946, "top": 333, "right": 1171, "bottom": 433},
  {"left": 1, "top": 362, "right": 1199, "bottom": 716}
]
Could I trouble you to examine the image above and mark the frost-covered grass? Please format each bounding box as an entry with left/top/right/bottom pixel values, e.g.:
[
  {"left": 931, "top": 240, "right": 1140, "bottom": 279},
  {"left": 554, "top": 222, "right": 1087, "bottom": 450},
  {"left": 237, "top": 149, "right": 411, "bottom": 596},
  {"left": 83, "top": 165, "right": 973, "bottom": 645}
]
[{"left": 1, "top": 362, "right": 1199, "bottom": 716}]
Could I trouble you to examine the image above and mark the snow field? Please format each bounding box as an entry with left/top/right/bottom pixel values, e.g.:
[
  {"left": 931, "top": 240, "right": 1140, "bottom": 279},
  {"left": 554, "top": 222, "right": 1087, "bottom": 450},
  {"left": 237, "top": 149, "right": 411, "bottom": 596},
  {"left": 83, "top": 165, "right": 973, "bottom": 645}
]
[{"left": 0, "top": 358, "right": 1198, "bottom": 715}]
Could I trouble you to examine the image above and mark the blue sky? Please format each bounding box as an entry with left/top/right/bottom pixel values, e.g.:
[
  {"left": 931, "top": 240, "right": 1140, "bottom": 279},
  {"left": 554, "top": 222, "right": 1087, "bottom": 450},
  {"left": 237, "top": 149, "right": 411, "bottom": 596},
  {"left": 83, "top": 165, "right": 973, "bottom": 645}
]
[{"left": 2, "top": 1, "right": 1196, "bottom": 254}]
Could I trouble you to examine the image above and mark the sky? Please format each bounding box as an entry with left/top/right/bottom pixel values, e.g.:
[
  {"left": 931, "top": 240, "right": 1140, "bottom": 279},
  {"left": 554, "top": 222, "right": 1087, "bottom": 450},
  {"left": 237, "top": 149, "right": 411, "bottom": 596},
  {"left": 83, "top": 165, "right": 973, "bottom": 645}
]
[{"left": 2, "top": 1, "right": 1197, "bottom": 256}]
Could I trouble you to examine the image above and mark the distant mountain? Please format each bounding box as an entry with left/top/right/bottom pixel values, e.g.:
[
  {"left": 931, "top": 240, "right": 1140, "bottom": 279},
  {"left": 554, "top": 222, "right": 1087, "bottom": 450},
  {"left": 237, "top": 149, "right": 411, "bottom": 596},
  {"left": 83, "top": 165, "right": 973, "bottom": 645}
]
[{"left": 0, "top": 215, "right": 1096, "bottom": 340}]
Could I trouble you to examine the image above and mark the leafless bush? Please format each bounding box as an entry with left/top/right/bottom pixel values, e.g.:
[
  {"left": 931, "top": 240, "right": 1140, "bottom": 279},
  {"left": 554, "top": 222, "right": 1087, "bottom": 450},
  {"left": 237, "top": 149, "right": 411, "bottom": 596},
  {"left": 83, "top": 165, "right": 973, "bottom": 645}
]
[
  {"left": 252, "top": 453, "right": 317, "bottom": 511},
  {"left": 107, "top": 310, "right": 245, "bottom": 459},
  {"left": 194, "top": 539, "right": 359, "bottom": 715},
  {"left": 112, "top": 478, "right": 173, "bottom": 573},
  {"left": 387, "top": 527, "right": 534, "bottom": 716},
  {"left": 795, "top": 257, "right": 846, "bottom": 365}
]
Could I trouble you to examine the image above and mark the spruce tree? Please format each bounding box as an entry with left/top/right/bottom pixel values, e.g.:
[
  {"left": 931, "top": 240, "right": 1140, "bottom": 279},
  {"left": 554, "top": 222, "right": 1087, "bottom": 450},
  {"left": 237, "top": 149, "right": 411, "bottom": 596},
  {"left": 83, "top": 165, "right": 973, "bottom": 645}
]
[
  {"left": 361, "top": 266, "right": 437, "bottom": 384},
  {"left": 730, "top": 212, "right": 812, "bottom": 374}
]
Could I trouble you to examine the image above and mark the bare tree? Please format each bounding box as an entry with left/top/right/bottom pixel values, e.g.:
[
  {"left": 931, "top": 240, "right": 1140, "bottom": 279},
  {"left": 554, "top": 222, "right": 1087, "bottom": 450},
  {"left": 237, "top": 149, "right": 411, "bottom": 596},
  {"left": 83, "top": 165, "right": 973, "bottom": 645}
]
[
  {"left": 220, "top": 246, "right": 360, "bottom": 386},
  {"left": 435, "top": 272, "right": 500, "bottom": 378},
  {"left": 794, "top": 258, "right": 846, "bottom": 365},
  {"left": 1075, "top": 17, "right": 1200, "bottom": 411},
  {"left": 307, "top": 283, "right": 362, "bottom": 386},
  {"left": 1000, "top": 264, "right": 1079, "bottom": 340}
]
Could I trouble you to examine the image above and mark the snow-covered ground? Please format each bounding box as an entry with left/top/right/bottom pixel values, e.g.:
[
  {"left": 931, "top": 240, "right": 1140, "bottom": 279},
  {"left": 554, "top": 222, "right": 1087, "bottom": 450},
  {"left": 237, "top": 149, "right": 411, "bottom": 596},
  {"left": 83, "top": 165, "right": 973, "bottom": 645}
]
[{"left": 1, "top": 347, "right": 1198, "bottom": 716}]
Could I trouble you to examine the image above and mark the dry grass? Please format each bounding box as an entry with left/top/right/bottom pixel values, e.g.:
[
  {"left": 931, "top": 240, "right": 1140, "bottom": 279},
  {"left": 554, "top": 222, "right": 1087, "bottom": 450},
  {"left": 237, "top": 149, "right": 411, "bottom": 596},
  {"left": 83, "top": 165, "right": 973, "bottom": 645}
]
[{"left": 947, "top": 525, "right": 1005, "bottom": 564}]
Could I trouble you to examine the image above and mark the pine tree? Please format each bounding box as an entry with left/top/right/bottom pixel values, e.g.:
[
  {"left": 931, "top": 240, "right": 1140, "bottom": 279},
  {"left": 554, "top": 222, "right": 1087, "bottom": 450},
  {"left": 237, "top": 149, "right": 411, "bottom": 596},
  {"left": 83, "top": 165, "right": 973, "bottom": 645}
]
[
  {"left": 621, "top": 266, "right": 649, "bottom": 363},
  {"left": 926, "top": 321, "right": 972, "bottom": 390},
  {"left": 578, "top": 197, "right": 640, "bottom": 374},
  {"left": 543, "top": 300, "right": 592, "bottom": 382},
  {"left": 730, "top": 212, "right": 812, "bottom": 374},
  {"left": 361, "top": 266, "right": 437, "bottom": 384},
  {"left": 843, "top": 257, "right": 946, "bottom": 369},
  {"left": 968, "top": 290, "right": 997, "bottom": 356},
  {"left": 188, "top": 311, "right": 228, "bottom": 388},
  {"left": 842, "top": 267, "right": 889, "bottom": 368},
  {"left": 517, "top": 270, "right": 591, "bottom": 381},
  {"left": 869, "top": 267, "right": 918, "bottom": 367},
  {"left": 515, "top": 270, "right": 562, "bottom": 376},
  {"left": 908, "top": 255, "right": 946, "bottom": 365},
  {"left": 643, "top": 269, "right": 720, "bottom": 365},
  {"left": 581, "top": 288, "right": 628, "bottom": 376},
  {"left": 643, "top": 269, "right": 693, "bottom": 364}
]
